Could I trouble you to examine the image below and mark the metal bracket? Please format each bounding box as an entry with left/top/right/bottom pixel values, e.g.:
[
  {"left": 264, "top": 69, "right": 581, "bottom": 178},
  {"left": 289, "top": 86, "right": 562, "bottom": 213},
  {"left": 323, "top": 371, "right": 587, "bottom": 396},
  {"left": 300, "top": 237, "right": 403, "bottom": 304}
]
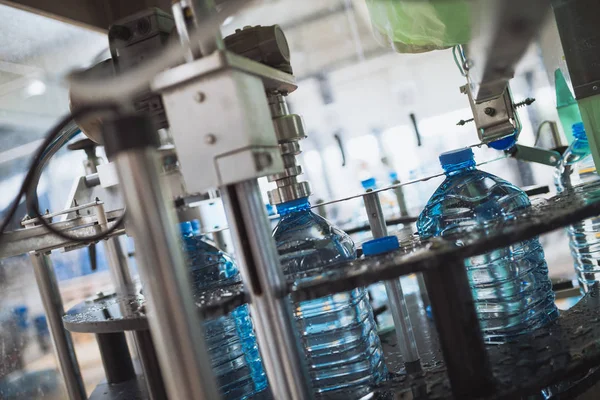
[
  {"left": 507, "top": 144, "right": 562, "bottom": 166},
  {"left": 460, "top": 84, "right": 520, "bottom": 144}
]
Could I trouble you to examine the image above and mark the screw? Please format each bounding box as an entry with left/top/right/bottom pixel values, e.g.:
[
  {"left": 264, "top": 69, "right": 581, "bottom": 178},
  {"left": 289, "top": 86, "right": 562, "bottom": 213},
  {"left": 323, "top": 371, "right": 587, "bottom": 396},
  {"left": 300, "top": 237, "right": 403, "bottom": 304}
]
[
  {"left": 204, "top": 134, "right": 217, "bottom": 145},
  {"left": 484, "top": 107, "right": 496, "bottom": 116},
  {"left": 254, "top": 152, "right": 273, "bottom": 171},
  {"left": 514, "top": 98, "right": 536, "bottom": 109},
  {"left": 457, "top": 118, "right": 474, "bottom": 126},
  {"left": 194, "top": 92, "right": 206, "bottom": 103}
]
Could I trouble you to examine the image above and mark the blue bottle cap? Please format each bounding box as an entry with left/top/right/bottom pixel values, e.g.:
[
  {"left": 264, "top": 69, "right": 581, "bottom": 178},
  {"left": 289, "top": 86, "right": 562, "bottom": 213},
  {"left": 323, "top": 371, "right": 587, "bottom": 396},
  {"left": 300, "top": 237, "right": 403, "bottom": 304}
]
[
  {"left": 389, "top": 171, "right": 398, "bottom": 182},
  {"left": 179, "top": 221, "right": 193, "bottom": 236},
  {"left": 487, "top": 134, "right": 517, "bottom": 151},
  {"left": 361, "top": 177, "right": 377, "bottom": 190},
  {"left": 439, "top": 148, "right": 474, "bottom": 167},
  {"left": 363, "top": 236, "right": 400, "bottom": 256},
  {"left": 572, "top": 122, "right": 587, "bottom": 140},
  {"left": 190, "top": 219, "right": 201, "bottom": 235}
]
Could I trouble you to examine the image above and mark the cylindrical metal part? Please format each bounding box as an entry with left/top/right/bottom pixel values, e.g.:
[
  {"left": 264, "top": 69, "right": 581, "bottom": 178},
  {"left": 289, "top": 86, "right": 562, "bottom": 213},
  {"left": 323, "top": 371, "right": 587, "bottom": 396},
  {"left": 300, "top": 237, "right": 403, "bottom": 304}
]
[
  {"left": 96, "top": 332, "right": 136, "bottom": 384},
  {"left": 30, "top": 252, "right": 86, "bottom": 400},
  {"left": 363, "top": 191, "right": 421, "bottom": 371},
  {"left": 392, "top": 183, "right": 409, "bottom": 217},
  {"left": 175, "top": 0, "right": 224, "bottom": 59},
  {"left": 104, "top": 237, "right": 133, "bottom": 294},
  {"left": 133, "top": 330, "right": 169, "bottom": 400},
  {"left": 112, "top": 147, "right": 220, "bottom": 400},
  {"left": 422, "top": 259, "right": 494, "bottom": 398},
  {"left": 221, "top": 180, "right": 312, "bottom": 400}
]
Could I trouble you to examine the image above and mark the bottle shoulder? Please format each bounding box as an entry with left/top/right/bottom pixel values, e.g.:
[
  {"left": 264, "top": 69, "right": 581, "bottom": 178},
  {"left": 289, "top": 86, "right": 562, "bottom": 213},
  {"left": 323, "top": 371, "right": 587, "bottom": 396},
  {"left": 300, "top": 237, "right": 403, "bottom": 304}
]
[
  {"left": 183, "top": 236, "right": 240, "bottom": 288},
  {"left": 417, "top": 169, "right": 530, "bottom": 238},
  {"left": 273, "top": 209, "right": 356, "bottom": 275}
]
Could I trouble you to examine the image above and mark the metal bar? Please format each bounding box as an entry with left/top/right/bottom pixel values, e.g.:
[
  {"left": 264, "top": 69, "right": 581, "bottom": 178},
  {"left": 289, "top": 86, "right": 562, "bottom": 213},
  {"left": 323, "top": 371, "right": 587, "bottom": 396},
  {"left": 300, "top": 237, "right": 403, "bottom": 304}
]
[
  {"left": 1, "top": 216, "right": 124, "bottom": 259},
  {"left": 363, "top": 191, "right": 421, "bottom": 372},
  {"left": 30, "top": 252, "right": 86, "bottom": 400},
  {"left": 96, "top": 332, "right": 136, "bottom": 384},
  {"left": 133, "top": 330, "right": 169, "bottom": 400},
  {"left": 467, "top": 0, "right": 551, "bottom": 102},
  {"left": 422, "top": 258, "right": 494, "bottom": 398},
  {"left": 0, "top": 0, "right": 172, "bottom": 31},
  {"left": 112, "top": 147, "right": 220, "bottom": 400},
  {"left": 221, "top": 180, "right": 312, "bottom": 400}
]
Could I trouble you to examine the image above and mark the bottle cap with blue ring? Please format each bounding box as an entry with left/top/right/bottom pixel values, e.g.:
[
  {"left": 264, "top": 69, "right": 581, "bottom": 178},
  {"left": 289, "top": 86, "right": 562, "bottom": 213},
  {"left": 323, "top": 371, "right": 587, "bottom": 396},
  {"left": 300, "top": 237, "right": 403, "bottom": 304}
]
[
  {"left": 363, "top": 236, "right": 400, "bottom": 256},
  {"left": 438, "top": 147, "right": 474, "bottom": 168}
]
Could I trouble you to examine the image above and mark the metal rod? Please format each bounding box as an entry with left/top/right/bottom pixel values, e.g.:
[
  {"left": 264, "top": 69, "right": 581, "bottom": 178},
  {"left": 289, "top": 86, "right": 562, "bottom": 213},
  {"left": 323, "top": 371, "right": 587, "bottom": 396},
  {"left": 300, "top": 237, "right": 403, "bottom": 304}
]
[
  {"left": 30, "top": 252, "right": 86, "bottom": 400},
  {"left": 221, "top": 180, "right": 312, "bottom": 400},
  {"left": 133, "top": 330, "right": 169, "bottom": 400},
  {"left": 363, "top": 191, "right": 421, "bottom": 372},
  {"left": 112, "top": 147, "right": 220, "bottom": 400},
  {"left": 96, "top": 332, "right": 136, "bottom": 384},
  {"left": 101, "top": 205, "right": 168, "bottom": 399},
  {"left": 422, "top": 258, "right": 494, "bottom": 398}
]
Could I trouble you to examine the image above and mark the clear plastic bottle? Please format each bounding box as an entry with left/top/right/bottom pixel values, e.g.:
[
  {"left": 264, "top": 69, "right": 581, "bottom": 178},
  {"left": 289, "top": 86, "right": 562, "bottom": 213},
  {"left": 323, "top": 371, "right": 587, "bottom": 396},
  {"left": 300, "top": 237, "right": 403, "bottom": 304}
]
[
  {"left": 417, "top": 148, "right": 558, "bottom": 343},
  {"left": 273, "top": 197, "right": 387, "bottom": 398},
  {"left": 179, "top": 222, "right": 267, "bottom": 399},
  {"left": 555, "top": 122, "right": 600, "bottom": 292}
]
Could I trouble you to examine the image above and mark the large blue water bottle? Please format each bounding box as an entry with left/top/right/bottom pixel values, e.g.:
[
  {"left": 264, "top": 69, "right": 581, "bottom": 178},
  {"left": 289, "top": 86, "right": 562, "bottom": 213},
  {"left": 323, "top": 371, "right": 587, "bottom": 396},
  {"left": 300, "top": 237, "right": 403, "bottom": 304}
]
[
  {"left": 179, "top": 221, "right": 267, "bottom": 399},
  {"left": 555, "top": 122, "right": 600, "bottom": 292},
  {"left": 273, "top": 197, "right": 387, "bottom": 398},
  {"left": 417, "top": 148, "right": 558, "bottom": 343}
]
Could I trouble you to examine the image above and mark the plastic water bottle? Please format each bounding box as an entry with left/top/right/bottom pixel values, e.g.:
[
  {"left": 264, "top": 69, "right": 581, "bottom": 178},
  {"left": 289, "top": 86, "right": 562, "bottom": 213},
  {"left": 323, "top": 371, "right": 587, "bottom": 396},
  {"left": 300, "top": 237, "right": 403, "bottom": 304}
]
[
  {"left": 555, "top": 122, "right": 600, "bottom": 292},
  {"left": 417, "top": 148, "right": 558, "bottom": 343},
  {"left": 179, "top": 222, "right": 267, "bottom": 399},
  {"left": 273, "top": 197, "right": 387, "bottom": 398}
]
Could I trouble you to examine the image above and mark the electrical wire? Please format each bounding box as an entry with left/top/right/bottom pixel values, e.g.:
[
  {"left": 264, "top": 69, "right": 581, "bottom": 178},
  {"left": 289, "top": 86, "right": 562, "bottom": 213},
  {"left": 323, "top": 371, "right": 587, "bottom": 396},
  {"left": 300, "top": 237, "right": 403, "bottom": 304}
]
[
  {"left": 453, "top": 45, "right": 468, "bottom": 77},
  {"left": 0, "top": 104, "right": 123, "bottom": 242},
  {"left": 67, "top": 0, "right": 255, "bottom": 105}
]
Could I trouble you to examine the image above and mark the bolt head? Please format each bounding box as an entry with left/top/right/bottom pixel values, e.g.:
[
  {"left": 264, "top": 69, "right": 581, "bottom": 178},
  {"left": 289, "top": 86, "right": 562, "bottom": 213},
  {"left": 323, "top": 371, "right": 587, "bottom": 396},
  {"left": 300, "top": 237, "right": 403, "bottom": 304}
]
[
  {"left": 204, "top": 134, "right": 217, "bottom": 145},
  {"left": 254, "top": 152, "right": 273, "bottom": 171},
  {"left": 484, "top": 107, "right": 496, "bottom": 116},
  {"left": 194, "top": 92, "right": 206, "bottom": 102}
]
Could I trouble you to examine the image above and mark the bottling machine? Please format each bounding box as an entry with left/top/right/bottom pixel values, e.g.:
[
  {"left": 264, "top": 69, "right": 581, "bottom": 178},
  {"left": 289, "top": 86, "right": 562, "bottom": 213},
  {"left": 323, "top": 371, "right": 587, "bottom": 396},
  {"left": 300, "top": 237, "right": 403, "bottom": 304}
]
[{"left": 2, "top": 0, "right": 600, "bottom": 399}]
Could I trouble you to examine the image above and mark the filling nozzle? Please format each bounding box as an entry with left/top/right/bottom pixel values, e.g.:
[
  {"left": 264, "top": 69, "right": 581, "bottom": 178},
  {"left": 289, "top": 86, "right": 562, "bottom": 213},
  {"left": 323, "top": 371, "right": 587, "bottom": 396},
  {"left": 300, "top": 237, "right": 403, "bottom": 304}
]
[{"left": 267, "top": 93, "right": 311, "bottom": 205}]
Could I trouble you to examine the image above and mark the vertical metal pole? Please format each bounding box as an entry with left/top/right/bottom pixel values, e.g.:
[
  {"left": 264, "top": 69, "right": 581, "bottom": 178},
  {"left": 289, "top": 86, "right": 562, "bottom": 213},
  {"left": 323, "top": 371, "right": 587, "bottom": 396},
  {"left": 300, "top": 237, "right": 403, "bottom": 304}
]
[
  {"left": 363, "top": 191, "right": 421, "bottom": 373},
  {"left": 110, "top": 143, "right": 220, "bottom": 400},
  {"left": 422, "top": 258, "right": 494, "bottom": 398},
  {"left": 133, "top": 330, "right": 169, "bottom": 400},
  {"left": 30, "top": 252, "right": 86, "bottom": 400},
  {"left": 96, "top": 332, "right": 136, "bottom": 384},
  {"left": 97, "top": 203, "right": 168, "bottom": 399},
  {"left": 221, "top": 180, "right": 312, "bottom": 400}
]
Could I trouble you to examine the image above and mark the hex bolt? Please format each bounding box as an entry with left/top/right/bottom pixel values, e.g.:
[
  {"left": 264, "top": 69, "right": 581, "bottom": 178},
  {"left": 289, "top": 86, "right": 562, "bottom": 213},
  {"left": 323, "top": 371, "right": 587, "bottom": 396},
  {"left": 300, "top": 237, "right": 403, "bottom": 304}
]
[
  {"left": 194, "top": 92, "right": 206, "bottom": 103},
  {"left": 204, "top": 134, "right": 217, "bottom": 145},
  {"left": 484, "top": 107, "right": 496, "bottom": 116}
]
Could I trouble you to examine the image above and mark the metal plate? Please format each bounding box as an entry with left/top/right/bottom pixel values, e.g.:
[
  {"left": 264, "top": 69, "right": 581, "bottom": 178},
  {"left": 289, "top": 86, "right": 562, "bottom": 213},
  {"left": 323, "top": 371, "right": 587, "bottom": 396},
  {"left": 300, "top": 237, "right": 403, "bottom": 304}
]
[
  {"left": 88, "top": 377, "right": 148, "bottom": 400},
  {"left": 63, "top": 283, "right": 247, "bottom": 333}
]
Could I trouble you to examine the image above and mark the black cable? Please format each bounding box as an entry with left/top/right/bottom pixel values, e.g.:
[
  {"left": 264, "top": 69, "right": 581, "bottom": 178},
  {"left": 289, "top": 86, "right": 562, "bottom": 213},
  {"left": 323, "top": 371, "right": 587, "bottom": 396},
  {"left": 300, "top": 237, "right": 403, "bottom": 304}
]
[{"left": 0, "top": 104, "right": 124, "bottom": 243}]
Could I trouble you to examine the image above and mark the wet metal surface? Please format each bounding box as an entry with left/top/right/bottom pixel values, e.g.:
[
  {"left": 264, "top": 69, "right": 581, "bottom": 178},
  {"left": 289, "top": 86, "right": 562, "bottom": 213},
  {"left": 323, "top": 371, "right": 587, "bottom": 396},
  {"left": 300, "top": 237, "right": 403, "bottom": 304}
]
[{"left": 63, "top": 283, "right": 246, "bottom": 333}]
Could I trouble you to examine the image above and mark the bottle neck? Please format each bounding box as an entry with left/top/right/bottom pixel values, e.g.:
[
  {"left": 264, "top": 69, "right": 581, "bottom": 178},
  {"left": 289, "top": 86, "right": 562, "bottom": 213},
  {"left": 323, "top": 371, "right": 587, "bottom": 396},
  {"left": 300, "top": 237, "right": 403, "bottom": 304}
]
[
  {"left": 276, "top": 196, "right": 311, "bottom": 216},
  {"left": 442, "top": 159, "right": 477, "bottom": 176}
]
